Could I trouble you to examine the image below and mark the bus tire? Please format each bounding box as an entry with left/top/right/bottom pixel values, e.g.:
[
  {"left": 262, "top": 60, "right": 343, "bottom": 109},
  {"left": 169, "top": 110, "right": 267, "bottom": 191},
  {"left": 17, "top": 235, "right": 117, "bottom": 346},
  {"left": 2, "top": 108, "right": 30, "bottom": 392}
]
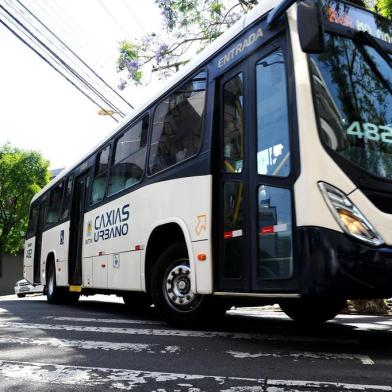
[
  {"left": 17, "top": 294, "right": 26, "bottom": 298},
  {"left": 151, "top": 242, "right": 209, "bottom": 327},
  {"left": 46, "top": 261, "right": 63, "bottom": 304},
  {"left": 280, "top": 298, "right": 346, "bottom": 324}
]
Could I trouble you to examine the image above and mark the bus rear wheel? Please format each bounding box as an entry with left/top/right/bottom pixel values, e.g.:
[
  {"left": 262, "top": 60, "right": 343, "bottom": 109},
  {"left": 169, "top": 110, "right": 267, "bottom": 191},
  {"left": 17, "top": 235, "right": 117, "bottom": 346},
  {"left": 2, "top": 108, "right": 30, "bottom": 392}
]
[
  {"left": 46, "top": 261, "right": 63, "bottom": 304},
  {"left": 151, "top": 243, "right": 210, "bottom": 327},
  {"left": 280, "top": 298, "right": 346, "bottom": 324}
]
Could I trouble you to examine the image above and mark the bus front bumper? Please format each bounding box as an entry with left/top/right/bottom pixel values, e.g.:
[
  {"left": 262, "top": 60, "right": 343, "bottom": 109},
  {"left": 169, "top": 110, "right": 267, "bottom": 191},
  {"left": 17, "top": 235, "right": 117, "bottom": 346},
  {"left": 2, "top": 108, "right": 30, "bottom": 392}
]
[{"left": 297, "top": 227, "right": 392, "bottom": 299}]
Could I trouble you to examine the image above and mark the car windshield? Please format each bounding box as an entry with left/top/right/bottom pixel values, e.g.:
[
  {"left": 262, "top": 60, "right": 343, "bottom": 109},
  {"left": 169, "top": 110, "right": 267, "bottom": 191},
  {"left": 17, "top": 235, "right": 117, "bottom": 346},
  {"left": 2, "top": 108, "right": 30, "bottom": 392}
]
[{"left": 310, "top": 33, "right": 392, "bottom": 179}]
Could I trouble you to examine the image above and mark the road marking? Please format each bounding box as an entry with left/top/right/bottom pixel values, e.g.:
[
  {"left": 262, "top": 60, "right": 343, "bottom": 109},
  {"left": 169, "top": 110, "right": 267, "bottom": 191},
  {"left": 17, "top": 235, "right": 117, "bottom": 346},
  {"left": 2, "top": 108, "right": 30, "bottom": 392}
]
[
  {"left": 266, "top": 379, "right": 392, "bottom": 391},
  {"left": 227, "top": 350, "right": 374, "bottom": 365},
  {"left": 0, "top": 360, "right": 390, "bottom": 391},
  {"left": 0, "top": 359, "right": 262, "bottom": 390},
  {"left": 0, "top": 321, "right": 358, "bottom": 344},
  {"left": 44, "top": 316, "right": 163, "bottom": 325},
  {"left": 0, "top": 335, "right": 179, "bottom": 354}
]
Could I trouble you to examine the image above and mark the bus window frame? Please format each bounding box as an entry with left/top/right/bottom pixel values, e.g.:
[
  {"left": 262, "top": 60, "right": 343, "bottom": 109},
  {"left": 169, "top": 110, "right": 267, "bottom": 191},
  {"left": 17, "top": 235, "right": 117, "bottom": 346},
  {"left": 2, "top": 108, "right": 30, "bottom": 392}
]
[
  {"left": 60, "top": 174, "right": 75, "bottom": 221},
  {"left": 44, "top": 180, "right": 65, "bottom": 230},
  {"left": 89, "top": 142, "right": 113, "bottom": 206},
  {"left": 26, "top": 202, "right": 39, "bottom": 239},
  {"left": 146, "top": 68, "right": 208, "bottom": 178},
  {"left": 107, "top": 114, "right": 150, "bottom": 198}
]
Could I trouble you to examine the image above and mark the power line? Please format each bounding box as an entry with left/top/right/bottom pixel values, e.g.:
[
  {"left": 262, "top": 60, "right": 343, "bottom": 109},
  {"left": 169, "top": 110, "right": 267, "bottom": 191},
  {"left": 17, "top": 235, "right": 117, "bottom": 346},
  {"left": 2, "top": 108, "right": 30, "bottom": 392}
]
[
  {"left": 36, "top": 0, "right": 115, "bottom": 73},
  {"left": 0, "top": 14, "right": 119, "bottom": 123},
  {"left": 121, "top": 0, "right": 146, "bottom": 33},
  {"left": 97, "top": 0, "right": 131, "bottom": 38},
  {"left": 15, "top": 0, "right": 133, "bottom": 111},
  {"left": 0, "top": 4, "right": 123, "bottom": 121}
]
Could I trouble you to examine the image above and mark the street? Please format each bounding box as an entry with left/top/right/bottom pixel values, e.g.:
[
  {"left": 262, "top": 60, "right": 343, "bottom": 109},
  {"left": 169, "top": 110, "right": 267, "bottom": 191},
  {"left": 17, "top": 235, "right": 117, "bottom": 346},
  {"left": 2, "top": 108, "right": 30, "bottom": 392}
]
[{"left": 0, "top": 295, "right": 391, "bottom": 391}]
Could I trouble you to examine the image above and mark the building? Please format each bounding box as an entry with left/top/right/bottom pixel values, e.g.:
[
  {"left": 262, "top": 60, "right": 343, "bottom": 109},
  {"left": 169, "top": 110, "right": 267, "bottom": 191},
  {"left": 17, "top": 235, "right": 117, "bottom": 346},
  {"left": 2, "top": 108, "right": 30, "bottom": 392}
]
[{"left": 0, "top": 254, "right": 23, "bottom": 295}]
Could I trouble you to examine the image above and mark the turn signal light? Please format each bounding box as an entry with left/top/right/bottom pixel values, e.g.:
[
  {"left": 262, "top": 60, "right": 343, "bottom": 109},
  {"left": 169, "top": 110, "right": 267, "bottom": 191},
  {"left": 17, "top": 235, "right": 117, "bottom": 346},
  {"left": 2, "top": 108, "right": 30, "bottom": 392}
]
[{"left": 197, "top": 253, "right": 207, "bottom": 261}]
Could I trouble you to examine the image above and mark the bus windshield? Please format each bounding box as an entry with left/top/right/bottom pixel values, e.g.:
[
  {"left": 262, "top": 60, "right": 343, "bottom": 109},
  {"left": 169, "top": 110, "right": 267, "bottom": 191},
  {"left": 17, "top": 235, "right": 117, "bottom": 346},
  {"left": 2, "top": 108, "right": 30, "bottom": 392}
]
[{"left": 310, "top": 33, "right": 392, "bottom": 179}]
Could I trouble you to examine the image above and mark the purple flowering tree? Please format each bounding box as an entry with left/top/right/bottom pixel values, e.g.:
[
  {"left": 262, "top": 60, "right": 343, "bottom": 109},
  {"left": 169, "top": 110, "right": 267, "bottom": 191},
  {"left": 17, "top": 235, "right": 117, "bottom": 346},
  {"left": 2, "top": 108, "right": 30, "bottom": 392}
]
[{"left": 116, "top": 0, "right": 258, "bottom": 89}]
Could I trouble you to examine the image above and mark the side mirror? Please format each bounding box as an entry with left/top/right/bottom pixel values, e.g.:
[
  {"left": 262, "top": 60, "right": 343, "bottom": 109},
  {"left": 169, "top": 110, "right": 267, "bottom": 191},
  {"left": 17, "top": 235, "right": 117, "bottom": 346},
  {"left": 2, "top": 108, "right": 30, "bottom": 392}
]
[{"left": 297, "top": 0, "right": 325, "bottom": 53}]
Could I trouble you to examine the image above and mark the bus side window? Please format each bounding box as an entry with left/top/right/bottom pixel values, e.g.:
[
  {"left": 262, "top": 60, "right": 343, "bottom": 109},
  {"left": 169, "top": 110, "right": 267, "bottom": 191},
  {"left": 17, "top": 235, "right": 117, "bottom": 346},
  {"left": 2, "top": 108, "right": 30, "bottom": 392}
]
[
  {"left": 45, "top": 182, "right": 63, "bottom": 226},
  {"left": 148, "top": 70, "right": 207, "bottom": 175},
  {"left": 108, "top": 115, "right": 149, "bottom": 196},
  {"left": 91, "top": 145, "right": 111, "bottom": 205},
  {"left": 256, "top": 49, "right": 290, "bottom": 177},
  {"left": 26, "top": 203, "right": 39, "bottom": 238},
  {"left": 223, "top": 73, "right": 244, "bottom": 173},
  {"left": 61, "top": 175, "right": 74, "bottom": 220}
]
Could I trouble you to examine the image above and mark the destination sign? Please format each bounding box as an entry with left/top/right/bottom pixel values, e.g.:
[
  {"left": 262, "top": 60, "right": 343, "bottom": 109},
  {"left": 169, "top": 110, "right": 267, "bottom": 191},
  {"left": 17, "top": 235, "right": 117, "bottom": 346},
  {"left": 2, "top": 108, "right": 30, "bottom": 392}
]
[{"left": 321, "top": 0, "right": 392, "bottom": 45}]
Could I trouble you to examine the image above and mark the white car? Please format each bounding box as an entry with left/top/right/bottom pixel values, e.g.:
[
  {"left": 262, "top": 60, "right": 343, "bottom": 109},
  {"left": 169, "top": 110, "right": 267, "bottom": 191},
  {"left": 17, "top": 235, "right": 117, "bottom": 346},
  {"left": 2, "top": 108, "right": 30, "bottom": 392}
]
[{"left": 14, "top": 279, "right": 44, "bottom": 298}]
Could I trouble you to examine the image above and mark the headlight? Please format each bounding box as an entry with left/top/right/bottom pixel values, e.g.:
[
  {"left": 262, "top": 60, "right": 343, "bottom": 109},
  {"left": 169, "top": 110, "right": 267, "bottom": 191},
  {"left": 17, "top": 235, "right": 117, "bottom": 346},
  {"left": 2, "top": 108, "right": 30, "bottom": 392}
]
[{"left": 318, "top": 182, "right": 384, "bottom": 246}]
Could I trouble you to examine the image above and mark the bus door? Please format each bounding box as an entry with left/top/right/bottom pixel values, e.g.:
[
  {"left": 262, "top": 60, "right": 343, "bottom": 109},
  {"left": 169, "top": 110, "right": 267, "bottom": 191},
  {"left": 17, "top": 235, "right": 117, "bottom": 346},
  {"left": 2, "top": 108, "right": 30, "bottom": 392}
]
[
  {"left": 68, "top": 172, "right": 89, "bottom": 285},
  {"left": 33, "top": 201, "right": 46, "bottom": 284},
  {"left": 215, "top": 39, "right": 298, "bottom": 293}
]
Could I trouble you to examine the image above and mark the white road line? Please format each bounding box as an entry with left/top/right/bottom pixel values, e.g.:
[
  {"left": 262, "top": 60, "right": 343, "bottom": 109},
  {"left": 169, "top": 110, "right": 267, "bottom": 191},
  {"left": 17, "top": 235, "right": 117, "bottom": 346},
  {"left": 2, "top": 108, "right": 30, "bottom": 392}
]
[
  {"left": 227, "top": 350, "right": 374, "bottom": 365},
  {"left": 266, "top": 379, "right": 392, "bottom": 391},
  {"left": 0, "top": 360, "right": 390, "bottom": 391},
  {"left": 0, "top": 335, "right": 179, "bottom": 354},
  {"left": 44, "top": 316, "right": 163, "bottom": 325},
  {"left": 0, "top": 359, "right": 262, "bottom": 390},
  {"left": 0, "top": 321, "right": 358, "bottom": 344}
]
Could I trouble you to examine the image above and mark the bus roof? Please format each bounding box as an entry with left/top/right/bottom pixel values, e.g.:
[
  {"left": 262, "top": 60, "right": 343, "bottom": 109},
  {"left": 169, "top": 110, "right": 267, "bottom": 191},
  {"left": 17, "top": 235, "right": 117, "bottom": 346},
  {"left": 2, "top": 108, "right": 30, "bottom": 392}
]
[{"left": 32, "top": 0, "right": 279, "bottom": 203}]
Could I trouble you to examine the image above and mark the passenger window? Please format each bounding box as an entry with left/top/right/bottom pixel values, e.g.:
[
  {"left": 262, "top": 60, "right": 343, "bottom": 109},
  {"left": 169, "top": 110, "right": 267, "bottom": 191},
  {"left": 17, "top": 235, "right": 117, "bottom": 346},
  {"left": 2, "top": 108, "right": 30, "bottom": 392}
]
[
  {"left": 46, "top": 182, "right": 63, "bottom": 226},
  {"left": 27, "top": 204, "right": 38, "bottom": 237},
  {"left": 61, "top": 175, "right": 73, "bottom": 220},
  {"left": 108, "top": 116, "right": 149, "bottom": 196},
  {"left": 223, "top": 73, "right": 244, "bottom": 173},
  {"left": 256, "top": 49, "right": 290, "bottom": 177},
  {"left": 149, "top": 70, "right": 206, "bottom": 175},
  {"left": 91, "top": 145, "right": 110, "bottom": 205},
  {"left": 258, "top": 185, "right": 293, "bottom": 279}
]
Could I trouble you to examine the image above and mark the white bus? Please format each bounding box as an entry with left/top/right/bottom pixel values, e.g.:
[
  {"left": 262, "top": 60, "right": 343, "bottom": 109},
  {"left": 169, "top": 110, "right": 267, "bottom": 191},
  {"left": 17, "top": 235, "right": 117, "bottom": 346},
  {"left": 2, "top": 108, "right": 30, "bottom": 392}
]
[{"left": 24, "top": 0, "right": 392, "bottom": 325}]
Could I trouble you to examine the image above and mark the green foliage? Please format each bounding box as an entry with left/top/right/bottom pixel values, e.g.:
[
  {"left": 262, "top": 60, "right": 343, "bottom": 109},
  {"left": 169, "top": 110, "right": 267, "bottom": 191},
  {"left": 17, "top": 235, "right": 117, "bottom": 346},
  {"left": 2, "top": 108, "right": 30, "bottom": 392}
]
[
  {"left": 0, "top": 144, "right": 50, "bottom": 255},
  {"left": 116, "top": 0, "right": 258, "bottom": 88},
  {"left": 376, "top": 0, "right": 392, "bottom": 18}
]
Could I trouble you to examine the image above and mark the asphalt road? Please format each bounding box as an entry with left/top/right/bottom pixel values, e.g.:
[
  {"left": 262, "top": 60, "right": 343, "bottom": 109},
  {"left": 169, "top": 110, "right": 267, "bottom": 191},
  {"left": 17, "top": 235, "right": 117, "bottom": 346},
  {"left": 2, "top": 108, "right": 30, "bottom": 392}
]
[{"left": 0, "top": 294, "right": 391, "bottom": 391}]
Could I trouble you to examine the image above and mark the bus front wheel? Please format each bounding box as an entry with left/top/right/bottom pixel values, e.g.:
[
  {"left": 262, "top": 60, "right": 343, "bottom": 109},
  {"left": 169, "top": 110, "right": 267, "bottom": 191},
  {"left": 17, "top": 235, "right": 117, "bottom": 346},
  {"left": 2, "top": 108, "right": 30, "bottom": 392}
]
[
  {"left": 151, "top": 243, "right": 211, "bottom": 327},
  {"left": 279, "top": 298, "right": 346, "bottom": 324}
]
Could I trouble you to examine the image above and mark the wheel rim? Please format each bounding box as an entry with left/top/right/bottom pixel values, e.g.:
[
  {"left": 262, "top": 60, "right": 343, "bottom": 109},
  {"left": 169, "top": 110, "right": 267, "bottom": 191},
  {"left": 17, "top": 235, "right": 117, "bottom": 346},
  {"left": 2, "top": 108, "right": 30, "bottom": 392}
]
[
  {"left": 163, "top": 261, "right": 202, "bottom": 312},
  {"left": 48, "top": 269, "right": 54, "bottom": 296}
]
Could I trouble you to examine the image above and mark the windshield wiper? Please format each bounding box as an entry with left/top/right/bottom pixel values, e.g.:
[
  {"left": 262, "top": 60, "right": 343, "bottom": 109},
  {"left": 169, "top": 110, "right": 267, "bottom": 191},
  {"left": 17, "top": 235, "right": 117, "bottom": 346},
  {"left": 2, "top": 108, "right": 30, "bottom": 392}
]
[{"left": 354, "top": 31, "right": 392, "bottom": 95}]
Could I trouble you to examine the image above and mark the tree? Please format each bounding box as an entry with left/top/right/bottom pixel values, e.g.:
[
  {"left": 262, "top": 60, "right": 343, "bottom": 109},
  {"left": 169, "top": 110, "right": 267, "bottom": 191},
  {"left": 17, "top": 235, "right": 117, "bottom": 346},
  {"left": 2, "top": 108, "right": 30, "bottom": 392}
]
[
  {"left": 116, "top": 0, "right": 258, "bottom": 88},
  {"left": 0, "top": 144, "right": 50, "bottom": 258},
  {"left": 117, "top": 0, "right": 392, "bottom": 89},
  {"left": 376, "top": 0, "right": 392, "bottom": 18}
]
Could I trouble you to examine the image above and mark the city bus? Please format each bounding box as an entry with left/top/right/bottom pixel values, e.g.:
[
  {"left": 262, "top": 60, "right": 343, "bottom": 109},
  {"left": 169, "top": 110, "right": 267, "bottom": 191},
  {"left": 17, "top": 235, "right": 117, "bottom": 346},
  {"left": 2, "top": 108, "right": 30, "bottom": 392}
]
[{"left": 23, "top": 0, "right": 392, "bottom": 325}]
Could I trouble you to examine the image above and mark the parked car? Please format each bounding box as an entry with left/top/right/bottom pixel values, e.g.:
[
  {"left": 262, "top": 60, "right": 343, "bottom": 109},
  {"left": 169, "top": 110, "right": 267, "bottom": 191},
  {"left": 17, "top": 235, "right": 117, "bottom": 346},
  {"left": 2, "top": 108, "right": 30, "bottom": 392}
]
[{"left": 14, "top": 279, "right": 44, "bottom": 298}]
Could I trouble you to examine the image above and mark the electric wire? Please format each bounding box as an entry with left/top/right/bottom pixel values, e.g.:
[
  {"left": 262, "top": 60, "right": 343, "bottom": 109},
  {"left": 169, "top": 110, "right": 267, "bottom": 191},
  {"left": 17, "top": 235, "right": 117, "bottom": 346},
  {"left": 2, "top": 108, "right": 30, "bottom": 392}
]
[
  {"left": 36, "top": 0, "right": 115, "bottom": 74},
  {"left": 15, "top": 0, "right": 133, "bottom": 110},
  {"left": 120, "top": 0, "right": 146, "bottom": 33},
  {"left": 97, "top": 0, "right": 131, "bottom": 37},
  {"left": 0, "top": 14, "right": 119, "bottom": 122},
  {"left": 0, "top": 4, "right": 122, "bottom": 121}
]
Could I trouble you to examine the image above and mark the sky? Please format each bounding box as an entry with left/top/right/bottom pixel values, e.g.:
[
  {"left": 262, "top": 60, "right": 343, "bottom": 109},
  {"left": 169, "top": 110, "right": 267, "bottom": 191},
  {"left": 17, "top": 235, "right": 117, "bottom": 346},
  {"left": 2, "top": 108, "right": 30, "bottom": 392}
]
[{"left": 0, "top": 0, "right": 165, "bottom": 169}]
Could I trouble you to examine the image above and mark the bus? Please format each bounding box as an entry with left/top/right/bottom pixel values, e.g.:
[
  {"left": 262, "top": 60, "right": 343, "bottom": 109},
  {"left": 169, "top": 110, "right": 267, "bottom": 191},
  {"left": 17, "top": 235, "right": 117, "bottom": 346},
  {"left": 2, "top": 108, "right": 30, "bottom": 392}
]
[{"left": 23, "top": 0, "right": 392, "bottom": 326}]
